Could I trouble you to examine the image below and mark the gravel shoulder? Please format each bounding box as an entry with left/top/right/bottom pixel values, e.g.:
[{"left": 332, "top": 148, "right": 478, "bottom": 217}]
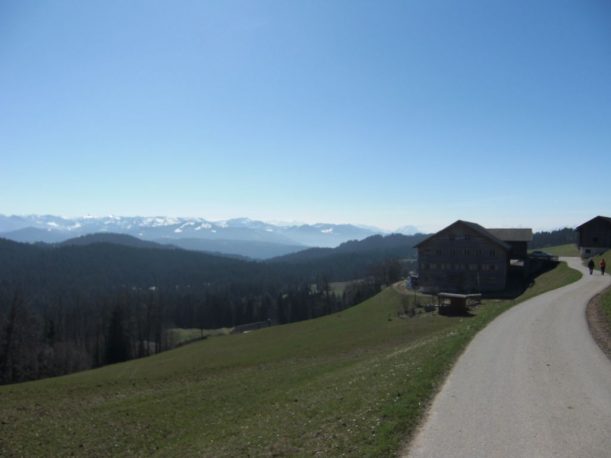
[
  {"left": 586, "top": 287, "right": 611, "bottom": 360},
  {"left": 404, "top": 258, "right": 611, "bottom": 458}
]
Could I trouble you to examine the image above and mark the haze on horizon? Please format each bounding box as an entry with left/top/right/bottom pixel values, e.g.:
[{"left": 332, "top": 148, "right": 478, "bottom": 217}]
[{"left": 2, "top": 1, "right": 610, "bottom": 233}]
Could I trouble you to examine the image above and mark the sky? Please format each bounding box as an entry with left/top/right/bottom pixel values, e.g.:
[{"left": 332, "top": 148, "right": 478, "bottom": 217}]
[{"left": 1, "top": 0, "right": 610, "bottom": 232}]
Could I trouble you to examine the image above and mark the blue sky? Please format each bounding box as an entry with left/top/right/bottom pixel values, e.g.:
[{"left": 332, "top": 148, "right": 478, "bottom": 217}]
[{"left": 1, "top": 0, "right": 610, "bottom": 232}]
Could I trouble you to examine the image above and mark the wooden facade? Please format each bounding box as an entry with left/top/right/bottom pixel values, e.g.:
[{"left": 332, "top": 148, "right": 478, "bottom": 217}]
[
  {"left": 576, "top": 216, "right": 611, "bottom": 257},
  {"left": 415, "top": 220, "right": 532, "bottom": 293}
]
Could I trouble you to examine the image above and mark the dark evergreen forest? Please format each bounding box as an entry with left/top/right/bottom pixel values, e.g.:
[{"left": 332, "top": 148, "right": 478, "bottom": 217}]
[
  {"left": 530, "top": 227, "right": 576, "bottom": 249},
  {"left": 0, "top": 234, "right": 423, "bottom": 384}
]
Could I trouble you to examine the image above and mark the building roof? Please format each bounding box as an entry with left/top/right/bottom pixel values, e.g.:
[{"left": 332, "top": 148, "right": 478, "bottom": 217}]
[
  {"left": 576, "top": 216, "right": 611, "bottom": 231},
  {"left": 414, "top": 220, "right": 512, "bottom": 250},
  {"left": 487, "top": 228, "right": 533, "bottom": 242}
]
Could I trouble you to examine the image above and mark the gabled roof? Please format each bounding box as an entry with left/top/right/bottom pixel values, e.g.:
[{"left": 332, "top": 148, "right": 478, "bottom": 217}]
[
  {"left": 576, "top": 216, "right": 611, "bottom": 231},
  {"left": 487, "top": 228, "right": 533, "bottom": 242},
  {"left": 414, "top": 220, "right": 511, "bottom": 250}
]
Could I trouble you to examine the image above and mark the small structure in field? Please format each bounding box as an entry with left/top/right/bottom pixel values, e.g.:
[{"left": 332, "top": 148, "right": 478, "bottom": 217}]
[
  {"left": 576, "top": 216, "right": 611, "bottom": 258},
  {"left": 415, "top": 220, "right": 532, "bottom": 293},
  {"left": 437, "top": 292, "right": 482, "bottom": 312}
]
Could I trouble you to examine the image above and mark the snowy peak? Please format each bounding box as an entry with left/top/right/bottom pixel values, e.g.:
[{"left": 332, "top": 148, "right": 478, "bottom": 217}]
[{"left": 0, "top": 214, "right": 410, "bottom": 248}]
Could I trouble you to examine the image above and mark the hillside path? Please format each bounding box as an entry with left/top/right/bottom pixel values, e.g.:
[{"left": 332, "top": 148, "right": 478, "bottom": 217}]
[{"left": 404, "top": 257, "right": 611, "bottom": 458}]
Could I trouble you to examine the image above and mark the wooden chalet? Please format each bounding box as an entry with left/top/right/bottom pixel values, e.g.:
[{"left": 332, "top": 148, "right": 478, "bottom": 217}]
[
  {"left": 576, "top": 216, "right": 611, "bottom": 257},
  {"left": 414, "top": 220, "right": 532, "bottom": 293}
]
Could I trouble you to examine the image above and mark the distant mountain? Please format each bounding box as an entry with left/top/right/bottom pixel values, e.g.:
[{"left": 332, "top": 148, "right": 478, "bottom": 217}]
[
  {"left": 157, "top": 238, "right": 304, "bottom": 260},
  {"left": 61, "top": 233, "right": 174, "bottom": 250},
  {"left": 395, "top": 225, "right": 420, "bottom": 235},
  {"left": 0, "top": 214, "right": 388, "bottom": 249},
  {"left": 0, "top": 227, "right": 70, "bottom": 243}
]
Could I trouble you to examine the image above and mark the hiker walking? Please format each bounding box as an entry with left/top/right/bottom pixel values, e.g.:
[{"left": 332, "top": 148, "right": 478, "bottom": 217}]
[
  {"left": 588, "top": 259, "right": 595, "bottom": 275},
  {"left": 600, "top": 258, "right": 606, "bottom": 275}
]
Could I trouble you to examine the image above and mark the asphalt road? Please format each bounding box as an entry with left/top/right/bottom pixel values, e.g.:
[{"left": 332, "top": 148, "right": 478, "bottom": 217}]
[{"left": 405, "top": 257, "right": 611, "bottom": 458}]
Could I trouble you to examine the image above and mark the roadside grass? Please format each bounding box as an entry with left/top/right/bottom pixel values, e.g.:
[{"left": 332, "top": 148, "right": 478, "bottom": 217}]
[
  {"left": 600, "top": 287, "right": 611, "bottom": 326},
  {"left": 0, "top": 263, "right": 581, "bottom": 457},
  {"left": 594, "top": 250, "right": 611, "bottom": 325},
  {"left": 589, "top": 249, "right": 610, "bottom": 273},
  {"left": 532, "top": 244, "right": 579, "bottom": 257}
]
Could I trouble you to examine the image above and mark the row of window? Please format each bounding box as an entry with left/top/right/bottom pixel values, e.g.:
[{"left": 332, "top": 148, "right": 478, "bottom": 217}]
[
  {"left": 424, "top": 248, "right": 496, "bottom": 257},
  {"left": 422, "top": 263, "right": 500, "bottom": 272}
]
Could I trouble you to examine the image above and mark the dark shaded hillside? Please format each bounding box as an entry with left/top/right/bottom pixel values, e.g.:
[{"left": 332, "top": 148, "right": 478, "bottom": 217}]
[
  {"left": 0, "top": 234, "right": 417, "bottom": 384},
  {"left": 0, "top": 238, "right": 267, "bottom": 299},
  {"left": 268, "top": 233, "right": 427, "bottom": 281},
  {"left": 60, "top": 233, "right": 174, "bottom": 250}
]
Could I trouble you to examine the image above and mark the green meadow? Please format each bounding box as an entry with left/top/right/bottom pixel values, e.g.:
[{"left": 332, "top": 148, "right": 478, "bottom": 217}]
[
  {"left": 534, "top": 243, "right": 579, "bottom": 257},
  {"left": 0, "top": 262, "right": 581, "bottom": 457}
]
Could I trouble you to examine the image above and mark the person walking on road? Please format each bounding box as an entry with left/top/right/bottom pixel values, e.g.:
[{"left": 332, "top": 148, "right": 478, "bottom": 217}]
[
  {"left": 600, "top": 258, "right": 606, "bottom": 275},
  {"left": 588, "top": 259, "right": 595, "bottom": 275}
]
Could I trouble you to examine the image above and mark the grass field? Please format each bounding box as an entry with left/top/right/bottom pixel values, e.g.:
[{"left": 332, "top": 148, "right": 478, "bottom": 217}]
[
  {"left": 533, "top": 243, "right": 579, "bottom": 257},
  {"left": 600, "top": 287, "right": 611, "bottom": 325},
  {"left": 165, "top": 327, "right": 233, "bottom": 348},
  {"left": 592, "top": 249, "right": 611, "bottom": 325},
  {"left": 0, "top": 263, "right": 581, "bottom": 457}
]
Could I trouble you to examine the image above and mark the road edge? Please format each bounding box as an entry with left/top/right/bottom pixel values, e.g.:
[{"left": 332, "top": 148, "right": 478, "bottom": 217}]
[{"left": 585, "top": 286, "right": 611, "bottom": 361}]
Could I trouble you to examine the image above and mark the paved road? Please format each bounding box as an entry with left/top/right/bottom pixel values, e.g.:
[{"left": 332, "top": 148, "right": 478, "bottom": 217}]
[{"left": 405, "top": 258, "right": 611, "bottom": 458}]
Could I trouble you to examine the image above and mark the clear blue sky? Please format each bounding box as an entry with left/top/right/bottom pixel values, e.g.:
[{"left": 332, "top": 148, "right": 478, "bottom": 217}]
[{"left": 1, "top": 0, "right": 610, "bottom": 232}]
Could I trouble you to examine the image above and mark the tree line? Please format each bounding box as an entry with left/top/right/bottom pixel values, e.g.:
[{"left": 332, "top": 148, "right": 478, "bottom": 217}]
[{"left": 0, "top": 236, "right": 408, "bottom": 385}]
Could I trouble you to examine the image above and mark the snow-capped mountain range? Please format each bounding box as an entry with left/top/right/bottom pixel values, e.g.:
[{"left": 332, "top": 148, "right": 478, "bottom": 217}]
[{"left": 0, "top": 215, "right": 420, "bottom": 258}]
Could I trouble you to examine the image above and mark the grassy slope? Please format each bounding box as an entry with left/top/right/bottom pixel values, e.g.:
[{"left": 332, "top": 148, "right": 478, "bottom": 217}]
[
  {"left": 535, "top": 243, "right": 579, "bottom": 257},
  {"left": 165, "top": 327, "right": 233, "bottom": 347},
  {"left": 591, "top": 249, "right": 611, "bottom": 325},
  {"left": 0, "top": 263, "right": 581, "bottom": 457}
]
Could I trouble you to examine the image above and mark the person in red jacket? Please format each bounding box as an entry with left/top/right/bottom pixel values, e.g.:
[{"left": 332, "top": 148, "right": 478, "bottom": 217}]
[{"left": 600, "top": 258, "right": 606, "bottom": 275}]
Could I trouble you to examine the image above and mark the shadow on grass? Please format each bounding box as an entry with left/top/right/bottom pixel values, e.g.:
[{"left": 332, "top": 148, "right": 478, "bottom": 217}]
[
  {"left": 438, "top": 307, "right": 475, "bottom": 317},
  {"left": 482, "top": 260, "right": 560, "bottom": 300}
]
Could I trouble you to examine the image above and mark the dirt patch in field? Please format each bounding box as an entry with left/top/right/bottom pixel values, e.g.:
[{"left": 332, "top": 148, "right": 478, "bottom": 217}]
[{"left": 585, "top": 288, "right": 611, "bottom": 361}]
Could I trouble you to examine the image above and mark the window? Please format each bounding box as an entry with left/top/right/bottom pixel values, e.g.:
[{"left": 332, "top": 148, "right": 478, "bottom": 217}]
[
  {"left": 435, "top": 249, "right": 442, "bottom": 255},
  {"left": 476, "top": 249, "right": 482, "bottom": 256},
  {"left": 450, "top": 249, "right": 456, "bottom": 256},
  {"left": 469, "top": 264, "right": 478, "bottom": 271},
  {"left": 430, "top": 263, "right": 437, "bottom": 270},
  {"left": 490, "top": 249, "right": 496, "bottom": 257},
  {"left": 464, "top": 249, "right": 470, "bottom": 256}
]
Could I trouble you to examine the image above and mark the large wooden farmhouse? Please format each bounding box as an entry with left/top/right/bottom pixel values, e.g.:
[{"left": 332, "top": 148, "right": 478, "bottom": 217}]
[
  {"left": 415, "top": 220, "right": 532, "bottom": 293},
  {"left": 576, "top": 216, "right": 611, "bottom": 257}
]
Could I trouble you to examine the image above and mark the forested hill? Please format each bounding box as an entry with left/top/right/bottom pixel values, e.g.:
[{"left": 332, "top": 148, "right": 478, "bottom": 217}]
[
  {"left": 60, "top": 233, "right": 174, "bottom": 250},
  {"left": 0, "top": 235, "right": 418, "bottom": 384},
  {"left": 265, "top": 233, "right": 427, "bottom": 282},
  {"left": 0, "top": 237, "right": 265, "bottom": 298},
  {"left": 530, "top": 227, "right": 576, "bottom": 249}
]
